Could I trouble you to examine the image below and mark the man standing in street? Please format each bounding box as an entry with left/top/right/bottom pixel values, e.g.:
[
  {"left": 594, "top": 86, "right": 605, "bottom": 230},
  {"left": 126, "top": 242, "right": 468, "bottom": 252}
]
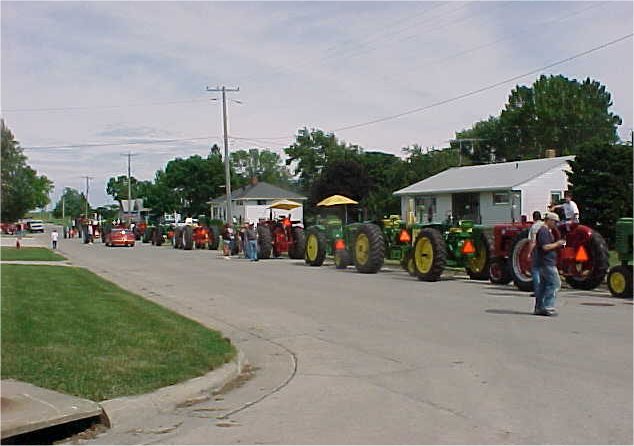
[
  {"left": 51, "top": 228, "right": 59, "bottom": 250},
  {"left": 534, "top": 212, "right": 566, "bottom": 316},
  {"left": 528, "top": 211, "right": 544, "bottom": 311},
  {"left": 246, "top": 222, "right": 258, "bottom": 262}
]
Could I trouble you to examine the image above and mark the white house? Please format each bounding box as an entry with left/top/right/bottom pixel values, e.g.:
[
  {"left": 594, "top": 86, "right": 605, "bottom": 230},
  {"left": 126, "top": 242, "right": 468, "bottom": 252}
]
[
  {"left": 394, "top": 156, "right": 574, "bottom": 225},
  {"left": 208, "top": 180, "right": 306, "bottom": 224}
]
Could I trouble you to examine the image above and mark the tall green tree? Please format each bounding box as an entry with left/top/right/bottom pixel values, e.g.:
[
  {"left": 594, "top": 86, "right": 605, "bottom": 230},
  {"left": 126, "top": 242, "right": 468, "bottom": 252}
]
[
  {"left": 456, "top": 75, "right": 622, "bottom": 161},
  {"left": 284, "top": 128, "right": 360, "bottom": 191},
  {"left": 358, "top": 151, "right": 408, "bottom": 219},
  {"left": 230, "top": 149, "right": 290, "bottom": 187},
  {"left": 52, "top": 188, "right": 86, "bottom": 219},
  {"left": 567, "top": 142, "right": 633, "bottom": 245},
  {"left": 1, "top": 120, "right": 52, "bottom": 222},
  {"left": 106, "top": 175, "right": 140, "bottom": 204},
  {"left": 401, "top": 145, "right": 462, "bottom": 184}
]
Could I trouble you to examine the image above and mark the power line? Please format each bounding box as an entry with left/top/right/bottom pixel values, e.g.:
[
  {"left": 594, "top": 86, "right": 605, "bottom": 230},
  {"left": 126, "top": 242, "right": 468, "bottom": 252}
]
[
  {"left": 22, "top": 135, "right": 220, "bottom": 151},
  {"left": 332, "top": 33, "right": 633, "bottom": 133},
  {"left": 2, "top": 98, "right": 215, "bottom": 113}
]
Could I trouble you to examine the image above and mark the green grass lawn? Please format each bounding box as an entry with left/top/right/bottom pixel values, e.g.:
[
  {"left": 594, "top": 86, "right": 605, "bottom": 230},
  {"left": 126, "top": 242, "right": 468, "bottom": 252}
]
[
  {"left": 1, "top": 265, "right": 235, "bottom": 401},
  {"left": 0, "top": 247, "right": 66, "bottom": 261}
]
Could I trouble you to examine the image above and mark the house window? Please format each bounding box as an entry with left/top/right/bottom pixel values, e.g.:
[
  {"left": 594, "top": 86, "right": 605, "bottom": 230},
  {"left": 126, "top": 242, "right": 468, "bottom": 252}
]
[
  {"left": 257, "top": 200, "right": 267, "bottom": 205},
  {"left": 236, "top": 200, "right": 244, "bottom": 206},
  {"left": 492, "top": 192, "right": 509, "bottom": 205},
  {"left": 550, "top": 191, "right": 562, "bottom": 205}
]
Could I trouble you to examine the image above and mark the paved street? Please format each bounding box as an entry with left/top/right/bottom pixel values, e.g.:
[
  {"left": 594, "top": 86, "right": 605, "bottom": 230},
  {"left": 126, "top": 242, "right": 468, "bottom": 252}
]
[{"left": 28, "top": 230, "right": 634, "bottom": 444}]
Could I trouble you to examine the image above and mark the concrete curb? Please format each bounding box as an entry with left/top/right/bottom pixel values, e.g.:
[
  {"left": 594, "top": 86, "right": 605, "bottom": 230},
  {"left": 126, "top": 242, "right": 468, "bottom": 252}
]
[{"left": 100, "top": 350, "right": 247, "bottom": 427}]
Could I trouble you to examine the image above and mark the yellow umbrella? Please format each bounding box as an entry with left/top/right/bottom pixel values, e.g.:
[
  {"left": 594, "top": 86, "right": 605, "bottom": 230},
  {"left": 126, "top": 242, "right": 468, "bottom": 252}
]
[
  {"left": 316, "top": 195, "right": 358, "bottom": 207},
  {"left": 268, "top": 199, "right": 302, "bottom": 210}
]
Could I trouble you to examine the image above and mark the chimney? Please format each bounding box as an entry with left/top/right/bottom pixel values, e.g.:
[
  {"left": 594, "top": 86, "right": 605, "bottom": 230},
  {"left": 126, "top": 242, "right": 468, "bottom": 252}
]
[{"left": 544, "top": 149, "right": 556, "bottom": 158}]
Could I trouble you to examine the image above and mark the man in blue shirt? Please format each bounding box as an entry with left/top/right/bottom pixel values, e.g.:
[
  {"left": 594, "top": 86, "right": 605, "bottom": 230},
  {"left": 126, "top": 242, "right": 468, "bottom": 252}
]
[{"left": 534, "top": 212, "right": 566, "bottom": 316}]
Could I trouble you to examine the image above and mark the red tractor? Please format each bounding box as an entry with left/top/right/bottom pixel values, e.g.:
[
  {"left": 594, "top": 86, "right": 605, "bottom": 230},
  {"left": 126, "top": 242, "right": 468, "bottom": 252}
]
[
  {"left": 173, "top": 219, "right": 220, "bottom": 250},
  {"left": 259, "top": 215, "right": 305, "bottom": 259},
  {"left": 490, "top": 220, "right": 609, "bottom": 291}
]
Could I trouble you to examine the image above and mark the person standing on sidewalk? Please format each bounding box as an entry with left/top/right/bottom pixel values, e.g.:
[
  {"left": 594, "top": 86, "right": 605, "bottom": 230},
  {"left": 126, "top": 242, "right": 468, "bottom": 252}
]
[
  {"left": 534, "top": 212, "right": 566, "bottom": 316},
  {"left": 51, "top": 228, "right": 59, "bottom": 250}
]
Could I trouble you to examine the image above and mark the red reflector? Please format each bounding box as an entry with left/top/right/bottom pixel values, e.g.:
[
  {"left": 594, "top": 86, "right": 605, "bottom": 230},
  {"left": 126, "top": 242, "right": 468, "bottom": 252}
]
[
  {"left": 399, "top": 230, "right": 411, "bottom": 243},
  {"left": 462, "top": 239, "right": 476, "bottom": 254},
  {"left": 334, "top": 239, "right": 345, "bottom": 250},
  {"left": 575, "top": 245, "right": 589, "bottom": 262}
]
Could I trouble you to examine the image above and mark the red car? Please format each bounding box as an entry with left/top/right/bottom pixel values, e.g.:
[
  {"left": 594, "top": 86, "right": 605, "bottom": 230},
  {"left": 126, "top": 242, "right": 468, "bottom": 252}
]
[{"left": 105, "top": 228, "right": 136, "bottom": 247}]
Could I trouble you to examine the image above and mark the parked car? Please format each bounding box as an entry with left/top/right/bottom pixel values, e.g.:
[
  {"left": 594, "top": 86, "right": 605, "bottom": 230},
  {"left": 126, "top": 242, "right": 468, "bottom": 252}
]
[
  {"left": 104, "top": 228, "right": 136, "bottom": 247},
  {"left": 27, "top": 220, "right": 44, "bottom": 233}
]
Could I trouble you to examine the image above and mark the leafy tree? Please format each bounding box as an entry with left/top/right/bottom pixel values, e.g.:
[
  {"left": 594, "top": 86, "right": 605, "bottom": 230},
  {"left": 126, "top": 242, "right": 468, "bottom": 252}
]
[
  {"left": 401, "top": 145, "right": 462, "bottom": 184},
  {"left": 567, "top": 142, "right": 633, "bottom": 245},
  {"left": 310, "top": 159, "right": 370, "bottom": 221},
  {"left": 52, "top": 188, "right": 86, "bottom": 219},
  {"left": 106, "top": 175, "right": 140, "bottom": 204},
  {"left": 358, "top": 151, "right": 408, "bottom": 219},
  {"left": 456, "top": 75, "right": 622, "bottom": 161},
  {"left": 1, "top": 120, "right": 53, "bottom": 222},
  {"left": 284, "top": 128, "right": 360, "bottom": 191},
  {"left": 230, "top": 148, "right": 290, "bottom": 187}
]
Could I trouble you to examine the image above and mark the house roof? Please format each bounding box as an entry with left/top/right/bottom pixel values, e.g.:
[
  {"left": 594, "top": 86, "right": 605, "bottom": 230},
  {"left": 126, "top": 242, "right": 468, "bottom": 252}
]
[
  {"left": 209, "top": 181, "right": 306, "bottom": 204},
  {"left": 394, "top": 156, "right": 574, "bottom": 196}
]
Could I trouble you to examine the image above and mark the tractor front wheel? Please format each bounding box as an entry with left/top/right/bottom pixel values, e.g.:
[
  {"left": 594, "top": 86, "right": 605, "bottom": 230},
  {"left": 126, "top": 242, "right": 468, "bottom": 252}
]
[
  {"left": 509, "top": 229, "right": 533, "bottom": 292},
  {"left": 466, "top": 232, "right": 493, "bottom": 280},
  {"left": 400, "top": 250, "right": 416, "bottom": 277},
  {"left": 607, "top": 265, "right": 633, "bottom": 298},
  {"left": 305, "top": 228, "right": 326, "bottom": 266},
  {"left": 489, "top": 258, "right": 512, "bottom": 285},
  {"left": 334, "top": 249, "right": 352, "bottom": 269},
  {"left": 564, "top": 232, "right": 609, "bottom": 290},
  {"left": 412, "top": 228, "right": 446, "bottom": 282},
  {"left": 353, "top": 223, "right": 384, "bottom": 274},
  {"left": 288, "top": 227, "right": 306, "bottom": 259}
]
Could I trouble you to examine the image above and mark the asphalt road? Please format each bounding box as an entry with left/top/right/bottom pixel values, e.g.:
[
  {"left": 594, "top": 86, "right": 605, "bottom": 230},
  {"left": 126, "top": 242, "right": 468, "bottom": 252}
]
[{"left": 37, "top": 230, "right": 633, "bottom": 444}]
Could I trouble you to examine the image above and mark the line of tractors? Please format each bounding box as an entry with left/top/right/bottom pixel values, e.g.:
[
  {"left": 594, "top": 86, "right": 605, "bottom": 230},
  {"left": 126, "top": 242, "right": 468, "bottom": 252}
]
[{"left": 97, "top": 196, "right": 632, "bottom": 299}]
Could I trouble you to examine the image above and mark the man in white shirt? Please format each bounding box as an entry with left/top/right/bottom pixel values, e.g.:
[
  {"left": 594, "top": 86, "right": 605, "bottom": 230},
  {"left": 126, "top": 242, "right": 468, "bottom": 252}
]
[
  {"left": 51, "top": 229, "right": 59, "bottom": 249},
  {"left": 562, "top": 192, "right": 580, "bottom": 222}
]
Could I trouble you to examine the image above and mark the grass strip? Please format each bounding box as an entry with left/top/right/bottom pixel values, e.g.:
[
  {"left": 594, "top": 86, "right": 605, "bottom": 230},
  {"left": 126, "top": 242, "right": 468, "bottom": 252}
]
[
  {"left": 1, "top": 247, "right": 66, "bottom": 261},
  {"left": 1, "top": 264, "right": 235, "bottom": 401}
]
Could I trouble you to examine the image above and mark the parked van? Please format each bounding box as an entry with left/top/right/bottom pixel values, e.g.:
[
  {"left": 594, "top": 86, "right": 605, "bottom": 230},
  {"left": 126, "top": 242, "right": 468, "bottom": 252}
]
[{"left": 27, "top": 220, "right": 44, "bottom": 233}]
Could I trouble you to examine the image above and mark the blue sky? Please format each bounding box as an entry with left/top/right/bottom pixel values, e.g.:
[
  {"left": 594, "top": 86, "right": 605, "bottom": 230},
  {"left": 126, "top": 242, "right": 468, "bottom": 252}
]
[{"left": 2, "top": 1, "right": 632, "bottom": 207}]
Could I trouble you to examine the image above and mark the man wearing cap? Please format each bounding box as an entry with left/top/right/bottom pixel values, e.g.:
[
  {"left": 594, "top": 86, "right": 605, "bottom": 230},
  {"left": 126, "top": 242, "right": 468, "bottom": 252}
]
[{"left": 533, "top": 212, "right": 566, "bottom": 316}]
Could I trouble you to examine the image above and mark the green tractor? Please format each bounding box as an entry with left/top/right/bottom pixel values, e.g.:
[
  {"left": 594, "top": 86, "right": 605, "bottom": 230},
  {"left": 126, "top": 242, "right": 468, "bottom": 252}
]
[
  {"left": 607, "top": 217, "right": 633, "bottom": 298},
  {"left": 378, "top": 214, "right": 491, "bottom": 282},
  {"left": 304, "top": 195, "right": 385, "bottom": 274}
]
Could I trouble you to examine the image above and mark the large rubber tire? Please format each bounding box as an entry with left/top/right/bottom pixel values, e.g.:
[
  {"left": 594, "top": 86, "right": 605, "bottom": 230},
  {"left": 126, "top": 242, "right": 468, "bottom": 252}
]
[
  {"left": 173, "top": 227, "right": 183, "bottom": 249},
  {"left": 489, "top": 258, "right": 512, "bottom": 285},
  {"left": 607, "top": 265, "right": 633, "bottom": 298},
  {"left": 305, "top": 228, "right": 326, "bottom": 267},
  {"left": 509, "top": 229, "right": 534, "bottom": 292},
  {"left": 465, "top": 232, "right": 493, "bottom": 280},
  {"left": 400, "top": 250, "right": 416, "bottom": 277},
  {"left": 257, "top": 225, "right": 272, "bottom": 259},
  {"left": 353, "top": 223, "right": 385, "bottom": 274},
  {"left": 412, "top": 228, "right": 446, "bottom": 282},
  {"left": 288, "top": 227, "right": 306, "bottom": 259},
  {"left": 183, "top": 226, "right": 194, "bottom": 250},
  {"left": 334, "top": 249, "right": 352, "bottom": 269},
  {"left": 565, "top": 231, "right": 609, "bottom": 290},
  {"left": 208, "top": 225, "right": 220, "bottom": 250}
]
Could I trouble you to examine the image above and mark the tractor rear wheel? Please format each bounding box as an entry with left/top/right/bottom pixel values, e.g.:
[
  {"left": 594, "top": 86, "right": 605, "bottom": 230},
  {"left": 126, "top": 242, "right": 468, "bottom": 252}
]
[
  {"left": 565, "top": 231, "right": 609, "bottom": 290},
  {"left": 334, "top": 249, "right": 352, "bottom": 269},
  {"left": 305, "top": 228, "right": 326, "bottom": 266},
  {"left": 607, "top": 265, "right": 633, "bottom": 298},
  {"left": 288, "top": 227, "right": 306, "bottom": 259},
  {"left": 412, "top": 228, "right": 446, "bottom": 282},
  {"left": 353, "top": 223, "right": 385, "bottom": 274},
  {"left": 208, "top": 225, "right": 220, "bottom": 250},
  {"left": 509, "top": 229, "right": 533, "bottom": 292},
  {"left": 465, "top": 232, "right": 493, "bottom": 280},
  {"left": 489, "top": 258, "right": 512, "bottom": 285},
  {"left": 173, "top": 227, "right": 182, "bottom": 249},
  {"left": 257, "top": 225, "right": 272, "bottom": 259},
  {"left": 183, "top": 226, "right": 194, "bottom": 250}
]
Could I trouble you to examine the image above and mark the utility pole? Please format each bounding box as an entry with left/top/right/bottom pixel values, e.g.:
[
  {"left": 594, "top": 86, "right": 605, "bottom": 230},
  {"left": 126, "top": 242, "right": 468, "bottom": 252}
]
[
  {"left": 82, "top": 176, "right": 94, "bottom": 218},
  {"left": 121, "top": 152, "right": 137, "bottom": 225},
  {"left": 206, "top": 85, "right": 239, "bottom": 224}
]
